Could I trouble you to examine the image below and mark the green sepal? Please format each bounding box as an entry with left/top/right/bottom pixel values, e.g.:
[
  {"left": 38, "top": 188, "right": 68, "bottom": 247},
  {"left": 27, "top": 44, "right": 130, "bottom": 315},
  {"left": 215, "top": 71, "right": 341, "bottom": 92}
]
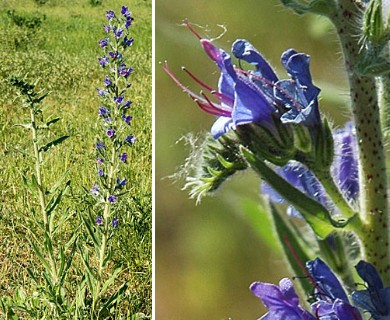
[
  {"left": 314, "top": 119, "right": 334, "bottom": 169},
  {"left": 280, "top": 0, "right": 337, "bottom": 17},
  {"left": 363, "top": 0, "right": 386, "bottom": 43},
  {"left": 270, "top": 204, "right": 313, "bottom": 294},
  {"left": 39, "top": 135, "right": 70, "bottom": 152},
  {"left": 236, "top": 123, "right": 295, "bottom": 167},
  {"left": 293, "top": 125, "right": 312, "bottom": 153},
  {"left": 240, "top": 146, "right": 340, "bottom": 238}
]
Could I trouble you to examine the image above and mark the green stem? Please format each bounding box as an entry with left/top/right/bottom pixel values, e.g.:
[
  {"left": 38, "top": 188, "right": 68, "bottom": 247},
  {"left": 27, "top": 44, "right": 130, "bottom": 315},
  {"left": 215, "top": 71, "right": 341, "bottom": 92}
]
[
  {"left": 313, "top": 168, "right": 356, "bottom": 219},
  {"left": 30, "top": 107, "right": 58, "bottom": 283},
  {"left": 332, "top": 0, "right": 390, "bottom": 284}
]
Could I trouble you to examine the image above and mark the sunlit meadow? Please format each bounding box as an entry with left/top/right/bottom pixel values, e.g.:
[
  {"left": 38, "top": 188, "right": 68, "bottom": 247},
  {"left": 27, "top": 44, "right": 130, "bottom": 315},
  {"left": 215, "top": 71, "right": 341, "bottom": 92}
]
[{"left": 0, "top": 0, "right": 151, "bottom": 318}]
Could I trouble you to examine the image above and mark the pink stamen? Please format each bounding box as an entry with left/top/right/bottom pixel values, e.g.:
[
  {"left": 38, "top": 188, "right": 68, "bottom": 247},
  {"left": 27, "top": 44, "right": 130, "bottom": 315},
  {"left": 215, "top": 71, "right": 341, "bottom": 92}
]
[
  {"left": 182, "top": 19, "right": 202, "bottom": 40},
  {"left": 182, "top": 66, "right": 213, "bottom": 92}
]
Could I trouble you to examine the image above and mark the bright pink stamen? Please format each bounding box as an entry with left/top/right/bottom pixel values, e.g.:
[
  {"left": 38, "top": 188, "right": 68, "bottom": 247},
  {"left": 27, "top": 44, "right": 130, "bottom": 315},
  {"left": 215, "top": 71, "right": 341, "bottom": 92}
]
[{"left": 182, "top": 19, "right": 202, "bottom": 40}]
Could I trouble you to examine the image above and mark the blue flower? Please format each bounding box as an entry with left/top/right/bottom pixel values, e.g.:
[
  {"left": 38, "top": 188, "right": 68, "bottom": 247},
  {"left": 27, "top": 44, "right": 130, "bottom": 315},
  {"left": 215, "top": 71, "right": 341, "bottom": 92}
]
[
  {"left": 275, "top": 49, "right": 321, "bottom": 127},
  {"left": 96, "top": 141, "right": 106, "bottom": 150},
  {"left": 123, "top": 36, "right": 134, "bottom": 47},
  {"left": 119, "top": 152, "right": 127, "bottom": 163},
  {"left": 106, "top": 10, "right": 115, "bottom": 20},
  {"left": 352, "top": 261, "right": 390, "bottom": 319},
  {"left": 125, "top": 134, "right": 136, "bottom": 145},
  {"left": 307, "top": 258, "right": 362, "bottom": 319},
  {"left": 98, "top": 38, "right": 110, "bottom": 48},
  {"left": 164, "top": 23, "right": 321, "bottom": 139},
  {"left": 112, "top": 217, "right": 119, "bottom": 228},
  {"left": 104, "top": 76, "right": 111, "bottom": 87},
  {"left": 116, "top": 177, "right": 127, "bottom": 188},
  {"left": 251, "top": 278, "right": 316, "bottom": 320},
  {"left": 98, "top": 106, "right": 110, "bottom": 117},
  {"left": 96, "top": 216, "right": 103, "bottom": 226},
  {"left": 122, "top": 114, "right": 132, "bottom": 124},
  {"left": 98, "top": 168, "right": 104, "bottom": 177},
  {"left": 332, "top": 122, "right": 359, "bottom": 203},
  {"left": 91, "top": 184, "right": 100, "bottom": 196},
  {"left": 108, "top": 195, "right": 116, "bottom": 203},
  {"left": 106, "top": 128, "right": 116, "bottom": 138},
  {"left": 98, "top": 56, "right": 109, "bottom": 67},
  {"left": 114, "top": 96, "right": 124, "bottom": 104}
]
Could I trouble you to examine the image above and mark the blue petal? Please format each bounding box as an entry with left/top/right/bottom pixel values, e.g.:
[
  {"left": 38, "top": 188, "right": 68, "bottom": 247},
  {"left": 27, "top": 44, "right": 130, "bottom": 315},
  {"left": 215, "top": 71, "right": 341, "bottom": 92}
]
[
  {"left": 332, "top": 122, "right": 359, "bottom": 202},
  {"left": 217, "top": 51, "right": 237, "bottom": 104},
  {"left": 306, "top": 258, "right": 349, "bottom": 303},
  {"left": 211, "top": 116, "right": 234, "bottom": 139},
  {"left": 232, "top": 39, "right": 278, "bottom": 82},
  {"left": 232, "top": 75, "right": 275, "bottom": 128}
]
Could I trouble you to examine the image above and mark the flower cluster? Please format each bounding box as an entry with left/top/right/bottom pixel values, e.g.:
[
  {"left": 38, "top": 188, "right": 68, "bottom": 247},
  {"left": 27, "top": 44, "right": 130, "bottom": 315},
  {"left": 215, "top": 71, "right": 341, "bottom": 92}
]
[
  {"left": 251, "top": 258, "right": 390, "bottom": 320},
  {"left": 91, "top": 6, "right": 136, "bottom": 228}
]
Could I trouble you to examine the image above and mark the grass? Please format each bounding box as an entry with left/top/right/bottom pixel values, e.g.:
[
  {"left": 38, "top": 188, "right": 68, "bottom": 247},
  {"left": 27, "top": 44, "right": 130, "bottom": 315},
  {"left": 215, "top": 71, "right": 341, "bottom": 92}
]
[{"left": 0, "top": 0, "right": 151, "bottom": 318}]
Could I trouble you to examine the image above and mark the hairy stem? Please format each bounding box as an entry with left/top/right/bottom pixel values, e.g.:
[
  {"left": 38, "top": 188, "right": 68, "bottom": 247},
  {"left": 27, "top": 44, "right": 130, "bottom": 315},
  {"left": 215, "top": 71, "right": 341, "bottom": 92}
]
[
  {"left": 331, "top": 0, "right": 390, "bottom": 283},
  {"left": 30, "top": 108, "right": 59, "bottom": 284}
]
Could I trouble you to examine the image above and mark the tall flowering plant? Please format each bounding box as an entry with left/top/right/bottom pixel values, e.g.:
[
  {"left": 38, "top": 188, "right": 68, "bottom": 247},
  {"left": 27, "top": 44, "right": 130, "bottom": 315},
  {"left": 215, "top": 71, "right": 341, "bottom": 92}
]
[
  {"left": 164, "top": 0, "right": 390, "bottom": 319},
  {"left": 79, "top": 6, "right": 136, "bottom": 317}
]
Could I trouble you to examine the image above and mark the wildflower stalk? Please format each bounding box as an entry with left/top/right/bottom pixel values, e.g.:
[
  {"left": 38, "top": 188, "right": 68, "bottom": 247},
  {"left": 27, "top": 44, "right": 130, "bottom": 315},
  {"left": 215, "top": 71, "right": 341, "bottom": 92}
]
[{"left": 331, "top": 0, "right": 390, "bottom": 283}]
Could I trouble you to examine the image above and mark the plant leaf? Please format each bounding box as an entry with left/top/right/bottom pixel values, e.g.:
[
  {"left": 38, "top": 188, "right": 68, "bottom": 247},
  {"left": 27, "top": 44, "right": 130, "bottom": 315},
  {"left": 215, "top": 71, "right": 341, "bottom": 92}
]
[
  {"left": 39, "top": 135, "right": 70, "bottom": 152},
  {"left": 240, "top": 146, "right": 337, "bottom": 238}
]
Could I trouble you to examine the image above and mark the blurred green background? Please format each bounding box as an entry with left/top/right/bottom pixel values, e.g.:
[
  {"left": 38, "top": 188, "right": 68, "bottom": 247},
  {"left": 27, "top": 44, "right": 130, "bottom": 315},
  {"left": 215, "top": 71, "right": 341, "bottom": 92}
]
[{"left": 156, "top": 1, "right": 350, "bottom": 319}]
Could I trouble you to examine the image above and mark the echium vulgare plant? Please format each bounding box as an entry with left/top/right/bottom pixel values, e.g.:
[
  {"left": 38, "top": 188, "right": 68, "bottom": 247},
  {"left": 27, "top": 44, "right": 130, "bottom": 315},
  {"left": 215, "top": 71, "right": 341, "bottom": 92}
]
[
  {"left": 78, "top": 6, "right": 136, "bottom": 318},
  {"left": 164, "top": 0, "right": 390, "bottom": 319},
  {"left": 2, "top": 77, "right": 74, "bottom": 318}
]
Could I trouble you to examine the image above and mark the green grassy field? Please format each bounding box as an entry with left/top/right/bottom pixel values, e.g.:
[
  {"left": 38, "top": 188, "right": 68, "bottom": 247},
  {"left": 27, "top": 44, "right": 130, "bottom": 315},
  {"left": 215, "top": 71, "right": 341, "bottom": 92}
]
[{"left": 0, "top": 0, "right": 151, "bottom": 318}]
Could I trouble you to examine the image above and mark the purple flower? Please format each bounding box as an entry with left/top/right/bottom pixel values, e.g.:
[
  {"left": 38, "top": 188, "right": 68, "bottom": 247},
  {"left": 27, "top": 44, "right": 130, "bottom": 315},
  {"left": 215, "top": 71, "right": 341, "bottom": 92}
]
[
  {"left": 116, "top": 177, "right": 127, "bottom": 188},
  {"left": 98, "top": 56, "right": 109, "bottom": 67},
  {"left": 123, "top": 36, "right": 134, "bottom": 47},
  {"left": 122, "top": 114, "right": 132, "bottom": 124},
  {"left": 98, "top": 168, "right": 104, "bottom": 177},
  {"left": 352, "top": 261, "right": 390, "bottom": 319},
  {"left": 114, "top": 27, "right": 124, "bottom": 39},
  {"left": 106, "top": 128, "right": 116, "bottom": 138},
  {"left": 307, "top": 258, "right": 362, "bottom": 319},
  {"left": 124, "top": 18, "right": 132, "bottom": 29},
  {"left": 108, "top": 195, "right": 116, "bottom": 203},
  {"left": 106, "top": 10, "right": 115, "bottom": 20},
  {"left": 112, "top": 217, "right": 119, "bottom": 228},
  {"left": 125, "top": 134, "right": 136, "bottom": 145},
  {"left": 275, "top": 49, "right": 321, "bottom": 127},
  {"left": 97, "top": 88, "right": 106, "bottom": 97},
  {"left": 164, "top": 29, "right": 277, "bottom": 139},
  {"left": 121, "top": 6, "right": 131, "bottom": 18},
  {"left": 261, "top": 161, "right": 328, "bottom": 217},
  {"left": 251, "top": 278, "right": 316, "bottom": 320},
  {"left": 103, "top": 25, "right": 110, "bottom": 33},
  {"left": 96, "top": 141, "right": 106, "bottom": 150},
  {"left": 332, "top": 122, "right": 359, "bottom": 202},
  {"left": 104, "top": 76, "right": 111, "bottom": 87},
  {"left": 98, "top": 106, "right": 110, "bottom": 117},
  {"left": 97, "top": 157, "right": 104, "bottom": 164},
  {"left": 91, "top": 184, "right": 100, "bottom": 196},
  {"left": 108, "top": 51, "right": 122, "bottom": 60},
  {"left": 119, "top": 65, "right": 133, "bottom": 77},
  {"left": 98, "top": 38, "right": 109, "bottom": 48},
  {"left": 96, "top": 216, "right": 103, "bottom": 226},
  {"left": 119, "top": 152, "right": 127, "bottom": 163},
  {"left": 123, "top": 100, "right": 132, "bottom": 109},
  {"left": 114, "top": 96, "right": 124, "bottom": 104}
]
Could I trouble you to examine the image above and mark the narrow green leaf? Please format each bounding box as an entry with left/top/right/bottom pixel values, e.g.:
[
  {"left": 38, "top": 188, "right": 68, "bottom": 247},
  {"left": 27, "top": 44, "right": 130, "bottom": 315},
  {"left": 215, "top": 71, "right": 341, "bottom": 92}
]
[
  {"left": 239, "top": 198, "right": 281, "bottom": 253},
  {"left": 30, "top": 241, "right": 50, "bottom": 271},
  {"left": 100, "top": 267, "right": 122, "bottom": 297},
  {"left": 81, "top": 214, "right": 101, "bottom": 248},
  {"left": 240, "top": 146, "right": 337, "bottom": 238},
  {"left": 14, "top": 123, "right": 32, "bottom": 129},
  {"left": 270, "top": 204, "right": 314, "bottom": 294},
  {"left": 39, "top": 135, "right": 70, "bottom": 152},
  {"left": 101, "top": 282, "right": 128, "bottom": 313}
]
